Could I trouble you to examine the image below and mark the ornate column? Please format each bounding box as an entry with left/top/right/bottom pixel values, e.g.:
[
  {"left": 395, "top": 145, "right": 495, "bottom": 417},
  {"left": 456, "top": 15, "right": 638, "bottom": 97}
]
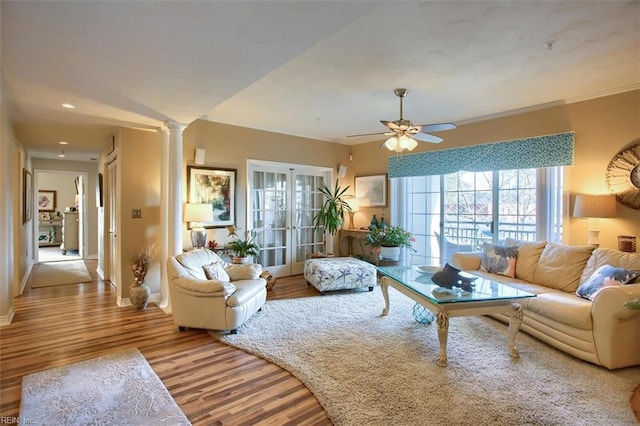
[{"left": 159, "top": 121, "right": 186, "bottom": 312}]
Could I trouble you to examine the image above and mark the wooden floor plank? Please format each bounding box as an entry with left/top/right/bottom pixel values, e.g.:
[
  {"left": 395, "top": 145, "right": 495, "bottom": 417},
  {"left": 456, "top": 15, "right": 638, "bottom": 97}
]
[{"left": 0, "top": 260, "right": 331, "bottom": 425}]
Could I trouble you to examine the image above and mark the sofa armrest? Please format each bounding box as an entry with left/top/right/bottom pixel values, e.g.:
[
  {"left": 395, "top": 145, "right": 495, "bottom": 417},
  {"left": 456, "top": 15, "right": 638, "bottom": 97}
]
[
  {"left": 591, "top": 283, "right": 640, "bottom": 369},
  {"left": 450, "top": 251, "right": 483, "bottom": 271},
  {"left": 172, "top": 277, "right": 236, "bottom": 297}
]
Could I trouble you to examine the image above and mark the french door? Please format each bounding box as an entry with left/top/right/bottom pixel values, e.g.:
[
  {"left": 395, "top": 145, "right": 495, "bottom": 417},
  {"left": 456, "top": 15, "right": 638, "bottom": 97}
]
[{"left": 248, "top": 161, "right": 330, "bottom": 277}]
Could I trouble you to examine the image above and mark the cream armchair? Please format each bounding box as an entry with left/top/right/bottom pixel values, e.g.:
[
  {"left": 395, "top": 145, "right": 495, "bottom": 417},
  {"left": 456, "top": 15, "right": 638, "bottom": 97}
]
[{"left": 166, "top": 249, "right": 267, "bottom": 333}]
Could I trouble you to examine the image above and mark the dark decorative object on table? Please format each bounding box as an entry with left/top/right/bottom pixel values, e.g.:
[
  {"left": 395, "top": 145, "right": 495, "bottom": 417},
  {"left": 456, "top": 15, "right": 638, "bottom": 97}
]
[
  {"left": 369, "top": 214, "right": 379, "bottom": 230},
  {"left": 431, "top": 263, "right": 477, "bottom": 292},
  {"left": 379, "top": 215, "right": 387, "bottom": 229}
]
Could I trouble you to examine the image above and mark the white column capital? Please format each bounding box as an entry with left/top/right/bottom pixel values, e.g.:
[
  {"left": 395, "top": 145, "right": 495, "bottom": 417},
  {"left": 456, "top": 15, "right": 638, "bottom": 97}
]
[{"left": 163, "top": 120, "right": 187, "bottom": 134}]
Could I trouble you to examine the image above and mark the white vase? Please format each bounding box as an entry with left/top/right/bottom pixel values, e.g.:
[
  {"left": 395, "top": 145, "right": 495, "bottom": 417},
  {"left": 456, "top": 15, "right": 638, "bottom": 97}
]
[{"left": 380, "top": 246, "right": 401, "bottom": 261}]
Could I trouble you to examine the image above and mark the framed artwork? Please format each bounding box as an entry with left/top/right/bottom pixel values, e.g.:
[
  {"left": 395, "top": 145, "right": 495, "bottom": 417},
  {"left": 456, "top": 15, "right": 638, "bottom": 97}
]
[
  {"left": 38, "top": 190, "right": 57, "bottom": 212},
  {"left": 187, "top": 166, "right": 236, "bottom": 228},
  {"left": 355, "top": 174, "right": 387, "bottom": 207},
  {"left": 23, "top": 169, "right": 33, "bottom": 223}
]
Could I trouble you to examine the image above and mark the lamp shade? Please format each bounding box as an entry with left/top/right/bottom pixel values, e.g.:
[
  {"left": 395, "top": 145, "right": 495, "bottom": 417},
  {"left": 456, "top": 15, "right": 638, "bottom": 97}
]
[
  {"left": 347, "top": 198, "right": 359, "bottom": 212},
  {"left": 573, "top": 194, "right": 617, "bottom": 218},
  {"left": 184, "top": 203, "right": 213, "bottom": 223}
]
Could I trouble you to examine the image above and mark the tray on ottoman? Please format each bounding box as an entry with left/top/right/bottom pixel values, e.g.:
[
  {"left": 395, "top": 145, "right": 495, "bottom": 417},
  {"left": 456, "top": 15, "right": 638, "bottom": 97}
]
[{"left": 304, "top": 257, "right": 376, "bottom": 294}]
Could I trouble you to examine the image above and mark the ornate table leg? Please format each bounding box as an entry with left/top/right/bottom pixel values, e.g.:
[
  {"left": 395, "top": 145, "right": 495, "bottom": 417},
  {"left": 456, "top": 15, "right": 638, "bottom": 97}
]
[
  {"left": 380, "top": 276, "right": 390, "bottom": 316},
  {"left": 506, "top": 303, "right": 524, "bottom": 358},
  {"left": 436, "top": 312, "right": 449, "bottom": 367}
]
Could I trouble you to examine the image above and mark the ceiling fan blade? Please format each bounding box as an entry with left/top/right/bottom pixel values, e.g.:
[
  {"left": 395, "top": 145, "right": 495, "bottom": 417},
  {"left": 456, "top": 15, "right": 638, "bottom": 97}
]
[
  {"left": 417, "top": 123, "right": 457, "bottom": 133},
  {"left": 381, "top": 120, "right": 401, "bottom": 131},
  {"left": 413, "top": 132, "right": 443, "bottom": 143},
  {"left": 346, "top": 131, "right": 385, "bottom": 138}
]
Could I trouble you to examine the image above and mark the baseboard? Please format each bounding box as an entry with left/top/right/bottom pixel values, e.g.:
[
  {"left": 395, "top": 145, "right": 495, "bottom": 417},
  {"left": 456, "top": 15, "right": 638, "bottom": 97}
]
[
  {"left": 0, "top": 307, "right": 15, "bottom": 326},
  {"left": 20, "top": 262, "right": 34, "bottom": 295}
]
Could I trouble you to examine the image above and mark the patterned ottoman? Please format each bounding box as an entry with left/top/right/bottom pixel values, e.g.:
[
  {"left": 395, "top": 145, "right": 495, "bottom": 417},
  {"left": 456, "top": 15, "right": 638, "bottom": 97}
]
[{"left": 303, "top": 257, "right": 376, "bottom": 294}]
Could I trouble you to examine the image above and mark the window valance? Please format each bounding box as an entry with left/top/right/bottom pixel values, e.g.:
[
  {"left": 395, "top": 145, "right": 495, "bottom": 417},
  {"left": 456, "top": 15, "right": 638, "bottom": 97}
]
[{"left": 388, "top": 132, "right": 574, "bottom": 178}]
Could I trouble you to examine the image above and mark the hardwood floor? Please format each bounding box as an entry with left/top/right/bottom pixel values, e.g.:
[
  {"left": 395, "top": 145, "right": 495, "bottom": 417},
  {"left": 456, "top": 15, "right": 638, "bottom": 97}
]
[{"left": 0, "top": 260, "right": 331, "bottom": 425}]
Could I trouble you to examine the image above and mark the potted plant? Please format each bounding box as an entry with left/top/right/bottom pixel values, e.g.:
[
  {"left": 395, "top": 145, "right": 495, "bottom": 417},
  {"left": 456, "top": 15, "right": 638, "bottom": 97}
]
[
  {"left": 227, "top": 231, "right": 260, "bottom": 264},
  {"left": 364, "top": 225, "right": 416, "bottom": 261},
  {"left": 130, "top": 240, "right": 160, "bottom": 309},
  {"left": 312, "top": 179, "right": 352, "bottom": 255}
]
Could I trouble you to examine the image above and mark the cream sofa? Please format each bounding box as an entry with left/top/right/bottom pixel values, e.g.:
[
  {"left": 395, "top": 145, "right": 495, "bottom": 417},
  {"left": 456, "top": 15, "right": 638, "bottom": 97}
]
[
  {"left": 166, "top": 249, "right": 267, "bottom": 333},
  {"left": 451, "top": 241, "right": 640, "bottom": 370}
]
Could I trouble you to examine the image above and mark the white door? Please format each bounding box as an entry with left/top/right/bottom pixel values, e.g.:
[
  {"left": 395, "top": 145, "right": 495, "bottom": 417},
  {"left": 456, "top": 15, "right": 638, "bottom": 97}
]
[
  {"left": 248, "top": 162, "right": 330, "bottom": 276},
  {"left": 107, "top": 160, "right": 119, "bottom": 289}
]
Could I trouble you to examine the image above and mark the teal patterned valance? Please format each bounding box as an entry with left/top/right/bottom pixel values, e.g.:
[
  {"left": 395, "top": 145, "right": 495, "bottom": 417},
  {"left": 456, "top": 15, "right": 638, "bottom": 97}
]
[{"left": 388, "top": 132, "right": 575, "bottom": 178}]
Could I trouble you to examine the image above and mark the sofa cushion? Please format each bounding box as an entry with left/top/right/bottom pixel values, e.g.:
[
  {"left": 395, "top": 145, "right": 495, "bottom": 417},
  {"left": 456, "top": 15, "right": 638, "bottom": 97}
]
[
  {"left": 225, "top": 263, "right": 262, "bottom": 281},
  {"left": 504, "top": 238, "right": 547, "bottom": 283},
  {"left": 172, "top": 276, "right": 236, "bottom": 296},
  {"left": 480, "top": 243, "right": 518, "bottom": 278},
  {"left": 579, "top": 247, "right": 640, "bottom": 284},
  {"left": 533, "top": 243, "right": 595, "bottom": 292},
  {"left": 526, "top": 292, "right": 593, "bottom": 330},
  {"left": 575, "top": 264, "right": 639, "bottom": 301},
  {"left": 175, "top": 249, "right": 224, "bottom": 280},
  {"left": 203, "top": 261, "right": 231, "bottom": 282}
]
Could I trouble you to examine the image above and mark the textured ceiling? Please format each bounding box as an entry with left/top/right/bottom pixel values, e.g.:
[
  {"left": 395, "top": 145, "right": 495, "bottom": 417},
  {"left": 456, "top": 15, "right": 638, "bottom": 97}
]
[{"left": 2, "top": 1, "right": 638, "bottom": 161}]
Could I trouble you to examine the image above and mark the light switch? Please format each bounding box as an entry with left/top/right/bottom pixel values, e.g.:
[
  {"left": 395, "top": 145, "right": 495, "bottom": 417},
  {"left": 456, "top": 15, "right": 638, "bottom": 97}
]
[{"left": 132, "top": 209, "right": 142, "bottom": 219}]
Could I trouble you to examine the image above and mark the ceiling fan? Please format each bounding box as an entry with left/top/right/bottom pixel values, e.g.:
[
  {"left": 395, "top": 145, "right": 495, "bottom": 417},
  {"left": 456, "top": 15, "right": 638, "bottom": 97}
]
[{"left": 348, "top": 88, "right": 456, "bottom": 152}]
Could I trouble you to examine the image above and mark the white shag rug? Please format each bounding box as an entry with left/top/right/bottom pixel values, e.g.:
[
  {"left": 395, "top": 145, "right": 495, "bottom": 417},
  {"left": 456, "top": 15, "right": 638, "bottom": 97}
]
[
  {"left": 31, "top": 260, "right": 92, "bottom": 287},
  {"left": 20, "top": 348, "right": 190, "bottom": 425},
  {"left": 218, "top": 287, "right": 640, "bottom": 426}
]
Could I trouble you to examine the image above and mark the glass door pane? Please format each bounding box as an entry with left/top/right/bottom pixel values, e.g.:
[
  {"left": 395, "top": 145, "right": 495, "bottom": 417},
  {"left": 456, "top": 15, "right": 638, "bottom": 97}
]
[{"left": 442, "top": 171, "right": 493, "bottom": 263}]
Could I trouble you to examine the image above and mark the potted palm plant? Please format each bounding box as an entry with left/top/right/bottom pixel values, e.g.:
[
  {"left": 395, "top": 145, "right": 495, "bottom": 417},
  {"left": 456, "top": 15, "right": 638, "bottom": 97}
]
[
  {"left": 227, "top": 231, "right": 260, "bottom": 264},
  {"left": 312, "top": 179, "right": 352, "bottom": 255}
]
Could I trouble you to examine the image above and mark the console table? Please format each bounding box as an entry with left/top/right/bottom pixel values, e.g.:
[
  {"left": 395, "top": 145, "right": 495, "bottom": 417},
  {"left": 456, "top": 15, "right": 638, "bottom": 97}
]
[{"left": 338, "top": 228, "right": 369, "bottom": 257}]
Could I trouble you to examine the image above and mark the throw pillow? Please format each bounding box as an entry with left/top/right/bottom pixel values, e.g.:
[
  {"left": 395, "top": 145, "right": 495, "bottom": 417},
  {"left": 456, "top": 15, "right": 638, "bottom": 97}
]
[
  {"left": 575, "top": 264, "right": 639, "bottom": 301},
  {"left": 480, "top": 243, "right": 518, "bottom": 278},
  {"left": 225, "top": 263, "right": 262, "bottom": 281},
  {"left": 203, "top": 262, "right": 231, "bottom": 282}
]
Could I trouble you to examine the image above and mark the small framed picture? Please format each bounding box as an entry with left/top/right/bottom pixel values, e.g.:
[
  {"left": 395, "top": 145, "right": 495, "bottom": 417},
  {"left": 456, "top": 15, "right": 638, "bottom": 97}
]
[
  {"left": 38, "top": 190, "right": 57, "bottom": 212},
  {"left": 355, "top": 174, "right": 387, "bottom": 207}
]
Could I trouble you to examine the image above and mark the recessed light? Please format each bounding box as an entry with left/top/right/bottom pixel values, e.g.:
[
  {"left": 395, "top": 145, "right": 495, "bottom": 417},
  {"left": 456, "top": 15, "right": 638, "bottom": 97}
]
[
  {"left": 59, "top": 141, "right": 68, "bottom": 145},
  {"left": 58, "top": 154, "right": 65, "bottom": 158},
  {"left": 61, "top": 103, "right": 75, "bottom": 109}
]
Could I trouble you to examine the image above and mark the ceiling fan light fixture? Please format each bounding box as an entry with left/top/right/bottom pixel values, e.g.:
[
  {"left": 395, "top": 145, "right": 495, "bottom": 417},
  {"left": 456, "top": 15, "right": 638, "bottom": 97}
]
[
  {"left": 384, "top": 136, "right": 398, "bottom": 151},
  {"left": 399, "top": 135, "right": 418, "bottom": 151}
]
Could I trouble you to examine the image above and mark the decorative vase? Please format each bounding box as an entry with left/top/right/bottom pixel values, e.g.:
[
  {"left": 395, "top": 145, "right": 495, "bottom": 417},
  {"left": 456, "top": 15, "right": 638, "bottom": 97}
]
[
  {"left": 369, "top": 214, "right": 379, "bottom": 230},
  {"left": 380, "top": 246, "right": 400, "bottom": 261},
  {"left": 129, "top": 283, "right": 150, "bottom": 309},
  {"left": 232, "top": 256, "right": 250, "bottom": 264}
]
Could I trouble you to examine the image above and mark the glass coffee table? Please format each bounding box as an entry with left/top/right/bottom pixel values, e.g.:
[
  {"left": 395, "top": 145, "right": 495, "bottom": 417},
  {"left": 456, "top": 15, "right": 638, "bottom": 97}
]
[{"left": 377, "top": 265, "right": 536, "bottom": 367}]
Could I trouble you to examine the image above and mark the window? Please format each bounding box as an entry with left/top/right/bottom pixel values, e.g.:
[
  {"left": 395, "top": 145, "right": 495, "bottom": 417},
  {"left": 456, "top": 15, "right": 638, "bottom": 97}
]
[{"left": 395, "top": 166, "right": 563, "bottom": 266}]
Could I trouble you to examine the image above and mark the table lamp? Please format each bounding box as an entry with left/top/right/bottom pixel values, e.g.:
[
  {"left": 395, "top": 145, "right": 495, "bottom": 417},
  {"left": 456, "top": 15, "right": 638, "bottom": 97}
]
[
  {"left": 347, "top": 199, "right": 359, "bottom": 229},
  {"left": 573, "top": 194, "right": 616, "bottom": 247},
  {"left": 185, "top": 203, "right": 213, "bottom": 249}
]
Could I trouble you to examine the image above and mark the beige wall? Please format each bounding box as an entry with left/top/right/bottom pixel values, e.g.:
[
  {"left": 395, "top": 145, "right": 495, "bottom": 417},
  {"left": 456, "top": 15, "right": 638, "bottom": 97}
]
[
  {"left": 37, "top": 172, "right": 78, "bottom": 212},
  {"left": 118, "top": 128, "right": 163, "bottom": 298},
  {"left": 350, "top": 90, "right": 640, "bottom": 249},
  {"left": 182, "top": 120, "right": 351, "bottom": 246}
]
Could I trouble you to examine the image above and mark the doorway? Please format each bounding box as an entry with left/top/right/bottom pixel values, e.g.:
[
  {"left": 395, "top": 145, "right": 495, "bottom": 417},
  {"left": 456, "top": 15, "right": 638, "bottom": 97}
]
[
  {"left": 247, "top": 161, "right": 332, "bottom": 277},
  {"left": 34, "top": 170, "right": 87, "bottom": 263}
]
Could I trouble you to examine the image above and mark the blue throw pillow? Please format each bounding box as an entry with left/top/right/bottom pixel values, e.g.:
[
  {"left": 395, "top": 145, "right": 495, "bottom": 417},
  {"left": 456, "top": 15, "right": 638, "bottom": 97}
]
[
  {"left": 576, "top": 265, "right": 639, "bottom": 301},
  {"left": 480, "top": 243, "right": 518, "bottom": 278}
]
